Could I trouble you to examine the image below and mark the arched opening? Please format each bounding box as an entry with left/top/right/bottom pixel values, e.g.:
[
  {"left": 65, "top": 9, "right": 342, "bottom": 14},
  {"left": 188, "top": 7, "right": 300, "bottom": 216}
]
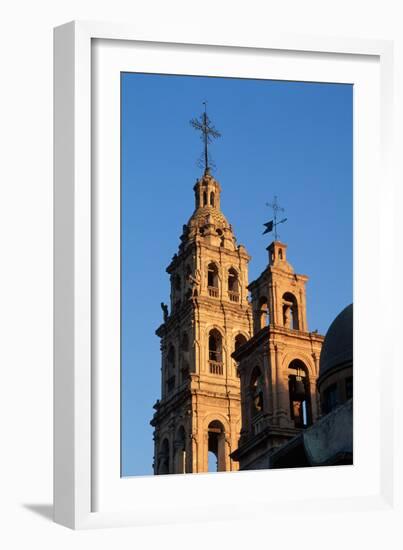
[
  {"left": 166, "top": 345, "right": 176, "bottom": 393},
  {"left": 279, "top": 248, "right": 283, "bottom": 259},
  {"left": 158, "top": 438, "right": 170, "bottom": 475},
  {"left": 207, "top": 263, "right": 219, "bottom": 297},
  {"left": 174, "top": 426, "right": 186, "bottom": 474},
  {"left": 207, "top": 420, "right": 226, "bottom": 472},
  {"left": 210, "top": 191, "right": 215, "bottom": 207},
  {"left": 282, "top": 292, "right": 299, "bottom": 330},
  {"left": 288, "top": 359, "right": 311, "bottom": 428},
  {"left": 203, "top": 191, "right": 208, "bottom": 206},
  {"left": 258, "top": 296, "right": 269, "bottom": 328},
  {"left": 208, "top": 329, "right": 223, "bottom": 375},
  {"left": 234, "top": 334, "right": 247, "bottom": 377},
  {"left": 250, "top": 366, "right": 264, "bottom": 417},
  {"left": 228, "top": 268, "right": 240, "bottom": 302}
]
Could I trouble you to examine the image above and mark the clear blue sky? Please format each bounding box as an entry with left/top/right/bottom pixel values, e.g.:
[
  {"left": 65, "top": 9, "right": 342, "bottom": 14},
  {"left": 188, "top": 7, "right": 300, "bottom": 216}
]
[{"left": 121, "top": 73, "right": 353, "bottom": 476}]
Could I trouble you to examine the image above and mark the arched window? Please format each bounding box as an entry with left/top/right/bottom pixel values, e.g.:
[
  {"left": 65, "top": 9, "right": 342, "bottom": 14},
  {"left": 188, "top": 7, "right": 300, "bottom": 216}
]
[
  {"left": 282, "top": 292, "right": 299, "bottom": 330},
  {"left": 158, "top": 439, "right": 170, "bottom": 475},
  {"left": 208, "top": 329, "right": 223, "bottom": 375},
  {"left": 203, "top": 191, "right": 207, "bottom": 206},
  {"left": 207, "top": 263, "right": 219, "bottom": 297},
  {"left": 250, "top": 366, "right": 264, "bottom": 418},
  {"left": 288, "top": 359, "right": 311, "bottom": 427},
  {"left": 279, "top": 248, "right": 283, "bottom": 259},
  {"left": 258, "top": 296, "right": 269, "bottom": 328},
  {"left": 210, "top": 191, "right": 215, "bottom": 207},
  {"left": 228, "top": 268, "right": 240, "bottom": 302},
  {"left": 174, "top": 426, "right": 186, "bottom": 474},
  {"left": 207, "top": 420, "right": 226, "bottom": 472}
]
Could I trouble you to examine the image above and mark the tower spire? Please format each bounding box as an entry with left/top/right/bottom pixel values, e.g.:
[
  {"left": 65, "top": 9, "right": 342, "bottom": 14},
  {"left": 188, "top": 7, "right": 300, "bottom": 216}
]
[{"left": 190, "top": 102, "right": 221, "bottom": 173}]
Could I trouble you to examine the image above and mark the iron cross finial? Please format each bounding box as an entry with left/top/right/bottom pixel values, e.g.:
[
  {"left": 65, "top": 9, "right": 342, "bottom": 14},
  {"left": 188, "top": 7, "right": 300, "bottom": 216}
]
[{"left": 190, "top": 102, "right": 221, "bottom": 173}]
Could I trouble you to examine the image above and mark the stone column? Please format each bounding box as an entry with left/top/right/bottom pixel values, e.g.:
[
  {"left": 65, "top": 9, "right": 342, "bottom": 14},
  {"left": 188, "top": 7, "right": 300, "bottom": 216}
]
[
  {"left": 202, "top": 431, "right": 209, "bottom": 473},
  {"left": 299, "top": 288, "right": 308, "bottom": 331},
  {"left": 222, "top": 434, "right": 231, "bottom": 471},
  {"left": 190, "top": 431, "right": 198, "bottom": 473},
  {"left": 268, "top": 282, "right": 275, "bottom": 326},
  {"left": 311, "top": 352, "right": 320, "bottom": 421},
  {"left": 274, "top": 344, "right": 290, "bottom": 427},
  {"left": 274, "top": 282, "right": 281, "bottom": 327},
  {"left": 267, "top": 344, "right": 277, "bottom": 418}
]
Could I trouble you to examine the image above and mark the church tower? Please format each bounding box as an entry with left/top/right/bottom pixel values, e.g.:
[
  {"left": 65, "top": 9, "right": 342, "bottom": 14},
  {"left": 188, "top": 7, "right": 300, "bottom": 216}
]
[
  {"left": 231, "top": 239, "right": 324, "bottom": 471},
  {"left": 151, "top": 167, "right": 252, "bottom": 474}
]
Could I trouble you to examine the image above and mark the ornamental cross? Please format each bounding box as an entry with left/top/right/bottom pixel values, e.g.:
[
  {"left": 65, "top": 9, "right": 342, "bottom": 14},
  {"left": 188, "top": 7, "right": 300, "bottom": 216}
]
[
  {"left": 190, "top": 102, "right": 221, "bottom": 172},
  {"left": 263, "top": 196, "right": 287, "bottom": 241}
]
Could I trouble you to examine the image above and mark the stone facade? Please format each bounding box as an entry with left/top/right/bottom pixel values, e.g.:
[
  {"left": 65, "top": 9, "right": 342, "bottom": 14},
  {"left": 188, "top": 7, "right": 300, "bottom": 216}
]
[
  {"left": 151, "top": 169, "right": 252, "bottom": 474},
  {"left": 231, "top": 241, "right": 324, "bottom": 470}
]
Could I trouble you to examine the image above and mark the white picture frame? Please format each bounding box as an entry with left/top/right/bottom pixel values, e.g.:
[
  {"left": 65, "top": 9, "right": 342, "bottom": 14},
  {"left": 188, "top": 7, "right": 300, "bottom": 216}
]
[{"left": 54, "top": 21, "right": 397, "bottom": 530}]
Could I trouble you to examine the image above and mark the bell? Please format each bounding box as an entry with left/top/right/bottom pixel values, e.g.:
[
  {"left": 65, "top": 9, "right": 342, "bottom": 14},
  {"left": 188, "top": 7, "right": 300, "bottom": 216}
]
[{"left": 294, "top": 376, "right": 306, "bottom": 400}]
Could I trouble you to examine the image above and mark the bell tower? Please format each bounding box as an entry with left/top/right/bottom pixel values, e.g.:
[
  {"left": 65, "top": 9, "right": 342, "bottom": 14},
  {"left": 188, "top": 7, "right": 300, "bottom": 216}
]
[
  {"left": 231, "top": 240, "right": 325, "bottom": 471},
  {"left": 151, "top": 167, "right": 252, "bottom": 474},
  {"left": 252, "top": 240, "right": 308, "bottom": 333}
]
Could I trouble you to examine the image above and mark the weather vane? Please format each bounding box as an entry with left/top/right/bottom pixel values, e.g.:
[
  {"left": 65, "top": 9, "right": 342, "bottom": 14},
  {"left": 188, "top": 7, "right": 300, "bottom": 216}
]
[
  {"left": 263, "top": 196, "right": 287, "bottom": 241},
  {"left": 190, "top": 102, "right": 221, "bottom": 173}
]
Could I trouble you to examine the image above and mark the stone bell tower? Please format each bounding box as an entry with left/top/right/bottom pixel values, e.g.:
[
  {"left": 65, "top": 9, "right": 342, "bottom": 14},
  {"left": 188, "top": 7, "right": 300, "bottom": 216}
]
[
  {"left": 231, "top": 239, "right": 324, "bottom": 471},
  {"left": 150, "top": 167, "right": 252, "bottom": 474}
]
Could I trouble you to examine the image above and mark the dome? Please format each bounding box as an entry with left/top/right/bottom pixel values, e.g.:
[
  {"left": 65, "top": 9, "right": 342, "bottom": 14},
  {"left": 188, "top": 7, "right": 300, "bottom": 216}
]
[
  {"left": 187, "top": 206, "right": 230, "bottom": 230},
  {"left": 319, "top": 304, "right": 353, "bottom": 382}
]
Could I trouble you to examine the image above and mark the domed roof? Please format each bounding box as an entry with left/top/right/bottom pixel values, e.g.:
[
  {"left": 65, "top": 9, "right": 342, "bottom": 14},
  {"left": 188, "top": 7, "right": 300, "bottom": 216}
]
[
  {"left": 187, "top": 206, "right": 229, "bottom": 230},
  {"left": 319, "top": 304, "right": 353, "bottom": 381}
]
